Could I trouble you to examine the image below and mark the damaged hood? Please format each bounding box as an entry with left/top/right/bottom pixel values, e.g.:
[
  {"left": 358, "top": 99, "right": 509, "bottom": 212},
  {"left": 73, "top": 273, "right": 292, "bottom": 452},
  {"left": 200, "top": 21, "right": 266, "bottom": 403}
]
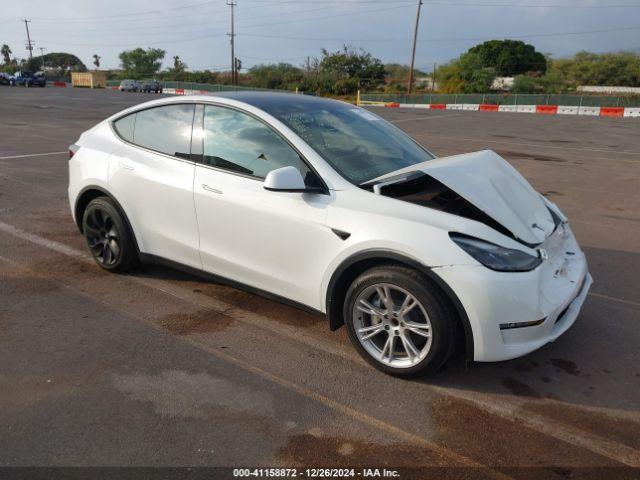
[{"left": 368, "top": 150, "right": 556, "bottom": 245}]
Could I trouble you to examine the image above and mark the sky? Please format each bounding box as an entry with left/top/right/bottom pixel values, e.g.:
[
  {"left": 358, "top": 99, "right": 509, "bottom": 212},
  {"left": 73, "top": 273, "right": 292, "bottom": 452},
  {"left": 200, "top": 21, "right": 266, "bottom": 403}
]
[{"left": 1, "top": 0, "right": 639, "bottom": 72}]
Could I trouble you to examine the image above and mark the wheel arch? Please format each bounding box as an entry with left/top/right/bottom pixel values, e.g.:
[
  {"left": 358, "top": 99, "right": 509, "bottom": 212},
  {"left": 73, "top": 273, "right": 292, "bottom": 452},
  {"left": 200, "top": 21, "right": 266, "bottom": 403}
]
[
  {"left": 74, "top": 185, "right": 141, "bottom": 255},
  {"left": 325, "top": 250, "right": 474, "bottom": 360}
]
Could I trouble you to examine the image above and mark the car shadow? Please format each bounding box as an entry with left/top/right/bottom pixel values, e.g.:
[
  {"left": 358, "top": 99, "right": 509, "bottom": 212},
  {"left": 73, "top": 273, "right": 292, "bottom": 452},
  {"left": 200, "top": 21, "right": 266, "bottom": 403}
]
[{"left": 130, "top": 246, "right": 638, "bottom": 415}]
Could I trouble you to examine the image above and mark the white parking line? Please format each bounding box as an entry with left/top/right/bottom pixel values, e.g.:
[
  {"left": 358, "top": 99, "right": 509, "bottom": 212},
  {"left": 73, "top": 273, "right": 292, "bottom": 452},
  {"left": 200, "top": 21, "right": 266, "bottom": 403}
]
[
  {"left": 588, "top": 292, "right": 640, "bottom": 308},
  {"left": 0, "top": 219, "right": 639, "bottom": 467},
  {"left": 0, "top": 151, "right": 67, "bottom": 160}
]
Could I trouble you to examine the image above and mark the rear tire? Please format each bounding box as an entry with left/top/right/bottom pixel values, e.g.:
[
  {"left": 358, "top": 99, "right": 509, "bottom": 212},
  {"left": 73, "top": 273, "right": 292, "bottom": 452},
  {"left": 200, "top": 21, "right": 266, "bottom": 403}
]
[
  {"left": 82, "top": 196, "right": 139, "bottom": 273},
  {"left": 344, "top": 265, "right": 456, "bottom": 377}
]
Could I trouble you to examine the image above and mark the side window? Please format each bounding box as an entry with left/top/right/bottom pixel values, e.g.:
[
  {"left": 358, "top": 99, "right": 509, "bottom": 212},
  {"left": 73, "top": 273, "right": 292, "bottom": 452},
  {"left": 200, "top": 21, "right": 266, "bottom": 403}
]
[
  {"left": 132, "top": 104, "right": 195, "bottom": 160},
  {"left": 113, "top": 113, "right": 135, "bottom": 143},
  {"left": 202, "top": 105, "right": 312, "bottom": 180}
]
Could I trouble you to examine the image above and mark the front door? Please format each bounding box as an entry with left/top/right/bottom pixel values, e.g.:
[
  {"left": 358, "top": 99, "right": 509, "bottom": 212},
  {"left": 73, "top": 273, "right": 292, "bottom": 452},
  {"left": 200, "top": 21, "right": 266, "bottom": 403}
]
[{"left": 193, "top": 104, "right": 335, "bottom": 309}]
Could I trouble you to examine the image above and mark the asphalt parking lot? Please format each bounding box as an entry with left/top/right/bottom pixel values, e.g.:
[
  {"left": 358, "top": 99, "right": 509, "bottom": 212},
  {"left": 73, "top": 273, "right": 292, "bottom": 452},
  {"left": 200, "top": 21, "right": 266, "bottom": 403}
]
[{"left": 1, "top": 87, "right": 639, "bottom": 478}]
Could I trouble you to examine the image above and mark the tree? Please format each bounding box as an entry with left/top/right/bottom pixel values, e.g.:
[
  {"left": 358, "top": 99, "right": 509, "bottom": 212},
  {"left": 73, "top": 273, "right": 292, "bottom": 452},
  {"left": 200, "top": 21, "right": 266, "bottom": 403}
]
[
  {"left": 312, "top": 46, "right": 386, "bottom": 95},
  {"left": 24, "top": 52, "right": 86, "bottom": 73},
  {"left": 118, "top": 48, "right": 165, "bottom": 79},
  {"left": 170, "top": 55, "right": 187, "bottom": 74},
  {"left": 248, "top": 63, "right": 303, "bottom": 90},
  {"left": 512, "top": 75, "right": 537, "bottom": 93},
  {"left": 1, "top": 44, "right": 11, "bottom": 64},
  {"left": 549, "top": 51, "right": 640, "bottom": 87},
  {"left": 436, "top": 52, "right": 496, "bottom": 93},
  {"left": 93, "top": 54, "right": 101, "bottom": 69},
  {"left": 383, "top": 63, "right": 427, "bottom": 92},
  {"left": 435, "top": 40, "right": 547, "bottom": 93},
  {"left": 468, "top": 40, "right": 547, "bottom": 76}
]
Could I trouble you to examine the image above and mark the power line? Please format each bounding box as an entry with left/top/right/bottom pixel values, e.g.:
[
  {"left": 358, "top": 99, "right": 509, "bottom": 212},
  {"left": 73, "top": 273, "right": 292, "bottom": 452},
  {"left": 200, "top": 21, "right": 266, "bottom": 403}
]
[
  {"left": 29, "top": 1, "right": 221, "bottom": 22},
  {"left": 30, "top": 4, "right": 335, "bottom": 33},
  {"left": 36, "top": 23, "right": 640, "bottom": 49},
  {"left": 238, "top": 25, "right": 640, "bottom": 43},
  {"left": 30, "top": 3, "right": 416, "bottom": 46}
]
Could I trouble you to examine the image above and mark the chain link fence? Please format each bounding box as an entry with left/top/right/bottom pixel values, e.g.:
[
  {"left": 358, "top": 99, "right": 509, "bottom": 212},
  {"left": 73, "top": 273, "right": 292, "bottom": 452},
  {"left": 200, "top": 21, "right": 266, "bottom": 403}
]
[
  {"left": 359, "top": 93, "right": 640, "bottom": 108},
  {"left": 105, "top": 79, "right": 293, "bottom": 93}
]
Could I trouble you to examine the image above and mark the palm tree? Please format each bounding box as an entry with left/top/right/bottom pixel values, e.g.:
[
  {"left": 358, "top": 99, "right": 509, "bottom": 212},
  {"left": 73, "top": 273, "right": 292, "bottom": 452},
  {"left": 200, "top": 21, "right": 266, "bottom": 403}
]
[
  {"left": 93, "top": 54, "right": 101, "bottom": 70},
  {"left": 1, "top": 44, "right": 12, "bottom": 65}
]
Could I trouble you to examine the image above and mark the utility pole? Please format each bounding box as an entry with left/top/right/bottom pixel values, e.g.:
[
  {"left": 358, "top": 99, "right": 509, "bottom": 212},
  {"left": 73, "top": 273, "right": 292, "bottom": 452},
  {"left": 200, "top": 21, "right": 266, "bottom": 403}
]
[
  {"left": 234, "top": 57, "right": 242, "bottom": 84},
  {"left": 39, "top": 47, "right": 46, "bottom": 70},
  {"left": 22, "top": 18, "right": 34, "bottom": 59},
  {"left": 431, "top": 62, "right": 437, "bottom": 92},
  {"left": 227, "top": 1, "right": 236, "bottom": 85},
  {"left": 407, "top": 0, "right": 423, "bottom": 94}
]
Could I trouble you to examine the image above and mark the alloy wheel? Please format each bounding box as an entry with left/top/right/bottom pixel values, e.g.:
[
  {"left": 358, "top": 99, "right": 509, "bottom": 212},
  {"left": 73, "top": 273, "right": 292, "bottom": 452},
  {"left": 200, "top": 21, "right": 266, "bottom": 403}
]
[
  {"left": 85, "top": 208, "right": 121, "bottom": 266},
  {"left": 353, "top": 283, "right": 432, "bottom": 368}
]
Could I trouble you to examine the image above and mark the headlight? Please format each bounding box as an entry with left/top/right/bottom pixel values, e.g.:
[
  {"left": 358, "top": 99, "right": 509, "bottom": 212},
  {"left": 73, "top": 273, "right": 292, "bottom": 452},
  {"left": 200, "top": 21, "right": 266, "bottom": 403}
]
[{"left": 450, "top": 233, "right": 542, "bottom": 272}]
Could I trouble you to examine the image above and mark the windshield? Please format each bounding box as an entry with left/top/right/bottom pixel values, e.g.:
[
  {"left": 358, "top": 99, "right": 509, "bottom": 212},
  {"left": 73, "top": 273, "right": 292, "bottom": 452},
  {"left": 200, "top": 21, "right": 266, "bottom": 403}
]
[{"left": 263, "top": 102, "right": 435, "bottom": 185}]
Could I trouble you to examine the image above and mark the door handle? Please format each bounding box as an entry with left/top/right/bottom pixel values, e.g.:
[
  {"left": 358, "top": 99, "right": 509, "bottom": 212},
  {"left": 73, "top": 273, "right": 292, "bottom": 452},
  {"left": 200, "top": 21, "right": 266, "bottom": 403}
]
[
  {"left": 118, "top": 161, "right": 134, "bottom": 171},
  {"left": 202, "top": 184, "right": 223, "bottom": 194}
]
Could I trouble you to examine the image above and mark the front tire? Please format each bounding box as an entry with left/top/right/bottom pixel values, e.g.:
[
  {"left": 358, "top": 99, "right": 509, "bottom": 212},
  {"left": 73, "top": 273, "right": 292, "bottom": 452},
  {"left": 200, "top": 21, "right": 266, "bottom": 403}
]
[
  {"left": 82, "top": 196, "right": 139, "bottom": 273},
  {"left": 344, "top": 265, "right": 456, "bottom": 377}
]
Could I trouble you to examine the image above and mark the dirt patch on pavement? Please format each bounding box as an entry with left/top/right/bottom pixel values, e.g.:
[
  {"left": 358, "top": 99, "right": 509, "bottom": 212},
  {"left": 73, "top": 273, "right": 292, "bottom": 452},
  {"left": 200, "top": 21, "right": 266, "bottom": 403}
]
[
  {"left": 524, "top": 402, "right": 640, "bottom": 450},
  {"left": 496, "top": 150, "right": 566, "bottom": 163},
  {"left": 158, "top": 310, "right": 234, "bottom": 335},
  {"left": 429, "top": 396, "right": 618, "bottom": 471},
  {"left": 181, "top": 282, "right": 323, "bottom": 330},
  {"left": 501, "top": 377, "right": 542, "bottom": 398},
  {"left": 277, "top": 433, "right": 454, "bottom": 472},
  {"left": 549, "top": 359, "right": 580, "bottom": 376}
]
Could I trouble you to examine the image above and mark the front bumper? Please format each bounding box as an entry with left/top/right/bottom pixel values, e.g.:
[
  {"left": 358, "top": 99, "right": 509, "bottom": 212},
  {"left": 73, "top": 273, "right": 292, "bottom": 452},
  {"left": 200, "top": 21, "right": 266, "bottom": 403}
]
[{"left": 434, "top": 223, "right": 592, "bottom": 362}]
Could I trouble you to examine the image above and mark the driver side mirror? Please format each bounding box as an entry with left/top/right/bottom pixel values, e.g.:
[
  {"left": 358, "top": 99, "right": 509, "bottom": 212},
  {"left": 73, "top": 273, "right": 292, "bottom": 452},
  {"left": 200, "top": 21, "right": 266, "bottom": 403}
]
[{"left": 264, "top": 166, "right": 307, "bottom": 192}]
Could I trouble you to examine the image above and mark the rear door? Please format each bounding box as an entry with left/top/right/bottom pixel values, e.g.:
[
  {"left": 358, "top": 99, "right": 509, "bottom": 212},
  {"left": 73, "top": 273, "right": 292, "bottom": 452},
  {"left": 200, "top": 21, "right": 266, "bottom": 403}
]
[
  {"left": 193, "top": 103, "right": 334, "bottom": 309},
  {"left": 108, "top": 103, "right": 202, "bottom": 269}
]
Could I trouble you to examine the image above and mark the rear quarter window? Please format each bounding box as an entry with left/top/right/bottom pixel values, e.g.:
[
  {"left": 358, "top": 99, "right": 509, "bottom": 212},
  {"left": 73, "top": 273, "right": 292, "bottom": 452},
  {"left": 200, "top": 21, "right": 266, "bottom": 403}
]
[
  {"left": 113, "top": 114, "right": 135, "bottom": 143},
  {"left": 132, "top": 104, "right": 194, "bottom": 160}
]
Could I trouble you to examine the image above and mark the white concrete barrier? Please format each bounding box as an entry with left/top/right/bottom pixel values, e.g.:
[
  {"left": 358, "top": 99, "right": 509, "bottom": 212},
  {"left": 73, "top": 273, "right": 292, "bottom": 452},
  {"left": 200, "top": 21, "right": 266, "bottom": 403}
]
[
  {"left": 463, "top": 104, "right": 480, "bottom": 111},
  {"left": 578, "top": 106, "right": 601, "bottom": 116},
  {"left": 399, "top": 103, "right": 416, "bottom": 108},
  {"left": 446, "top": 104, "right": 464, "bottom": 110},
  {"left": 557, "top": 106, "right": 579, "bottom": 115},
  {"left": 163, "top": 88, "right": 176, "bottom": 94},
  {"left": 624, "top": 107, "right": 640, "bottom": 117},
  {"left": 516, "top": 104, "right": 536, "bottom": 113},
  {"left": 498, "top": 105, "right": 518, "bottom": 112},
  {"left": 414, "top": 104, "right": 431, "bottom": 109}
]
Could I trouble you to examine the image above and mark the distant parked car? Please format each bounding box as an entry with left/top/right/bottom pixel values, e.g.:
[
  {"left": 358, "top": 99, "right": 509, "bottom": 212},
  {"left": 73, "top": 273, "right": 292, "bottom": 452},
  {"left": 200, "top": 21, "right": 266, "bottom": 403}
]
[
  {"left": 0, "top": 72, "right": 15, "bottom": 86},
  {"left": 119, "top": 80, "right": 141, "bottom": 92},
  {"left": 141, "top": 79, "right": 163, "bottom": 93},
  {"left": 14, "top": 71, "right": 46, "bottom": 87}
]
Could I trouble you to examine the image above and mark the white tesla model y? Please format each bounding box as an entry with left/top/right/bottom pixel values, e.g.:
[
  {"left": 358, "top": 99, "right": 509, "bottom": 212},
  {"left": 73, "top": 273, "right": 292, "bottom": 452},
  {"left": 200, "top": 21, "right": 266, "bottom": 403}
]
[{"left": 68, "top": 93, "right": 592, "bottom": 376}]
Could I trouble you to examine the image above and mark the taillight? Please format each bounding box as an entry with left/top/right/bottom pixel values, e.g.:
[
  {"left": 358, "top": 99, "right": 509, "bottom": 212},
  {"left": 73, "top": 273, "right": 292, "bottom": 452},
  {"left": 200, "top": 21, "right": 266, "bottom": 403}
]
[{"left": 69, "top": 149, "right": 75, "bottom": 159}]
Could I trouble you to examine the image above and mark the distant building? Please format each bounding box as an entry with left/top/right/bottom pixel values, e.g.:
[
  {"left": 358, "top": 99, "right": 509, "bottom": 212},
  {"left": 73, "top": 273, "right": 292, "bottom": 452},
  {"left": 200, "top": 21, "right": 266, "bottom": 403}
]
[
  {"left": 415, "top": 76, "right": 439, "bottom": 91},
  {"left": 492, "top": 77, "right": 514, "bottom": 91},
  {"left": 71, "top": 71, "right": 107, "bottom": 88},
  {"left": 577, "top": 86, "right": 640, "bottom": 94}
]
